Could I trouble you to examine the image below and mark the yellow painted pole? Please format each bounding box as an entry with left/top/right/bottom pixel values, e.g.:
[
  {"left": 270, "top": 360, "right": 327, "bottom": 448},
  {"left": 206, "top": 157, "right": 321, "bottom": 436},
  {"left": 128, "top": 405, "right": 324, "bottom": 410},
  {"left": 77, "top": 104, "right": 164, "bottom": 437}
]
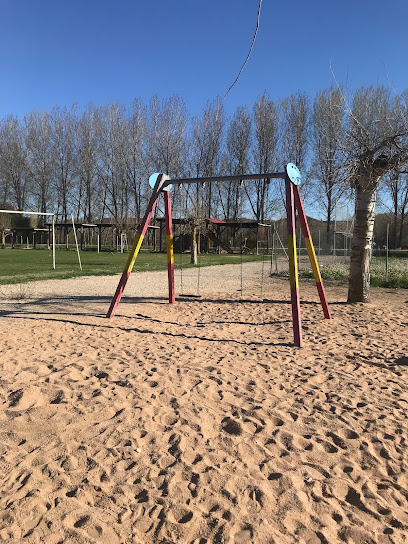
[
  {"left": 285, "top": 176, "right": 302, "bottom": 347},
  {"left": 106, "top": 173, "right": 167, "bottom": 318},
  {"left": 294, "top": 185, "right": 331, "bottom": 319}
]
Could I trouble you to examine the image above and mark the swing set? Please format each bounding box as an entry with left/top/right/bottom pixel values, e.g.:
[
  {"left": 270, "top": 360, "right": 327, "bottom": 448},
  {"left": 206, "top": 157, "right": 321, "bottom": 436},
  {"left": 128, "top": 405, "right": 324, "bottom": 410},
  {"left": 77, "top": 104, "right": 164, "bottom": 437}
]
[{"left": 106, "top": 164, "right": 331, "bottom": 347}]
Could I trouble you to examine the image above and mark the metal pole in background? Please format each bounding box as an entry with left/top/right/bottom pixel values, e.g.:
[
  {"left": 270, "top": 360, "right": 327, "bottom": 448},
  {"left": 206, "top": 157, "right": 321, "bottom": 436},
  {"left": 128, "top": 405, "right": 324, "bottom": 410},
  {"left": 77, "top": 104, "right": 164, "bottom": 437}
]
[
  {"left": 270, "top": 227, "right": 275, "bottom": 275},
  {"left": 333, "top": 206, "right": 337, "bottom": 263},
  {"left": 52, "top": 214, "right": 56, "bottom": 270},
  {"left": 386, "top": 223, "right": 389, "bottom": 283},
  {"left": 260, "top": 250, "right": 265, "bottom": 301},
  {"left": 343, "top": 232, "right": 347, "bottom": 263},
  {"left": 240, "top": 224, "right": 243, "bottom": 299},
  {"left": 164, "top": 189, "right": 175, "bottom": 304},
  {"left": 267, "top": 226, "right": 270, "bottom": 255},
  {"left": 71, "top": 214, "right": 82, "bottom": 270}
]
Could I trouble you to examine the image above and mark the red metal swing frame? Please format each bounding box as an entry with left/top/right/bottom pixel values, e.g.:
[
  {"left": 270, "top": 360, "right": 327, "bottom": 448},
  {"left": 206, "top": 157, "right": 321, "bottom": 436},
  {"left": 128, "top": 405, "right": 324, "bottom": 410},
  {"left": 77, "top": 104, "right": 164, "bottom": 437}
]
[{"left": 106, "top": 167, "right": 331, "bottom": 347}]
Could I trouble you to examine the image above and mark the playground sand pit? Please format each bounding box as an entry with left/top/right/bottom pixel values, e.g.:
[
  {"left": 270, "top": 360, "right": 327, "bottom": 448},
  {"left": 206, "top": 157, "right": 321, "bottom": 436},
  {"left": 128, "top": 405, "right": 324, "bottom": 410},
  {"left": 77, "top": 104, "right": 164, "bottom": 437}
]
[{"left": 0, "top": 262, "right": 407, "bottom": 544}]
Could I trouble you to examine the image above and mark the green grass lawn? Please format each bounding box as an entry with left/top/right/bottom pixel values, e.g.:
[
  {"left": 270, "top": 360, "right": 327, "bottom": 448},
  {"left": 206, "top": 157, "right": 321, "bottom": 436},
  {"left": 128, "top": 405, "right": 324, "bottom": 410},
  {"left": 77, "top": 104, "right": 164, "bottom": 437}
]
[
  {"left": 300, "top": 257, "right": 408, "bottom": 288},
  {"left": 0, "top": 248, "right": 266, "bottom": 285},
  {"left": 2, "top": 249, "right": 407, "bottom": 288}
]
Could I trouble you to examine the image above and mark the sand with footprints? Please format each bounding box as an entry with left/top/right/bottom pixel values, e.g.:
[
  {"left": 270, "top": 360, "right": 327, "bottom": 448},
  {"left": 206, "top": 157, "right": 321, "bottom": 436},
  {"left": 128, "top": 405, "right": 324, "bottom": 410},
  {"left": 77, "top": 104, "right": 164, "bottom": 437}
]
[{"left": 0, "top": 262, "right": 407, "bottom": 543}]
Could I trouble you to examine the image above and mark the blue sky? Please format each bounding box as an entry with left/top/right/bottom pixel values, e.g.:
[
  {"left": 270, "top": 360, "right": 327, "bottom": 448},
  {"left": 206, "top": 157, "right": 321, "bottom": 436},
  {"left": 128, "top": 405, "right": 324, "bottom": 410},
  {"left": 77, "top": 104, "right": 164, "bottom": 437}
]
[{"left": 0, "top": 0, "right": 407, "bottom": 119}]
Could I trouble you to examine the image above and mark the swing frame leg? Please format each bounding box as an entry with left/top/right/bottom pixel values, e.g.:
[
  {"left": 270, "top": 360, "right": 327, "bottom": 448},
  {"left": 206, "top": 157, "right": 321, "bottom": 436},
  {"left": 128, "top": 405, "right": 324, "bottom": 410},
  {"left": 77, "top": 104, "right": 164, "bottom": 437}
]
[
  {"left": 285, "top": 176, "right": 302, "bottom": 347},
  {"left": 293, "top": 185, "right": 331, "bottom": 320},
  {"left": 106, "top": 174, "right": 166, "bottom": 318}
]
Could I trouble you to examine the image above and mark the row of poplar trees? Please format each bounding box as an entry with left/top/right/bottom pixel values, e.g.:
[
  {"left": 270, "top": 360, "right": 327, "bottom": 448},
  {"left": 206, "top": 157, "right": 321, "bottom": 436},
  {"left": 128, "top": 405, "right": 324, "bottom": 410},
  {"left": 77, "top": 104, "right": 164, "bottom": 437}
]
[{"left": 0, "top": 87, "right": 407, "bottom": 302}]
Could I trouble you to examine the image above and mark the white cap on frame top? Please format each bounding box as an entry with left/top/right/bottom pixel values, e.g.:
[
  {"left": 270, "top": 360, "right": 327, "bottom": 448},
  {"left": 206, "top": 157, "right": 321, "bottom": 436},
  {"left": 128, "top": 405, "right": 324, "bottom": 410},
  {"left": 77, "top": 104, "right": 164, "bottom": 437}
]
[
  {"left": 148, "top": 173, "right": 171, "bottom": 191},
  {"left": 285, "top": 163, "right": 301, "bottom": 185}
]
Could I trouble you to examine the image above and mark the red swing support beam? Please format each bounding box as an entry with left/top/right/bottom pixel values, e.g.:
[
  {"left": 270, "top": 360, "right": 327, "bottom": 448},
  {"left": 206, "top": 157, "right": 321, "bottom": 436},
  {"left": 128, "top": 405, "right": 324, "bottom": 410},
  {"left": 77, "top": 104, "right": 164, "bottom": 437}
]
[
  {"left": 106, "top": 173, "right": 172, "bottom": 318},
  {"left": 106, "top": 164, "right": 331, "bottom": 347}
]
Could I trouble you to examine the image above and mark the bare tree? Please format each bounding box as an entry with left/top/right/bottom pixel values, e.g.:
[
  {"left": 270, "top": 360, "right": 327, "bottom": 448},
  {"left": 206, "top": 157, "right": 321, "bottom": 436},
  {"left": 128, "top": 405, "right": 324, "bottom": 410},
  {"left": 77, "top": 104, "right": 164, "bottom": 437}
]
[
  {"left": 344, "top": 87, "right": 408, "bottom": 302},
  {"left": 187, "top": 99, "right": 225, "bottom": 261},
  {"left": 311, "top": 88, "right": 345, "bottom": 238},
  {"left": 25, "top": 111, "right": 55, "bottom": 221},
  {"left": 252, "top": 93, "right": 280, "bottom": 220},
  {"left": 278, "top": 92, "right": 311, "bottom": 216},
  {"left": 52, "top": 106, "right": 76, "bottom": 223},
  {"left": 223, "top": 106, "right": 252, "bottom": 220},
  {"left": 281, "top": 92, "right": 309, "bottom": 170},
  {"left": 147, "top": 95, "right": 190, "bottom": 258},
  {"left": 76, "top": 105, "right": 100, "bottom": 221},
  {"left": 148, "top": 95, "right": 187, "bottom": 177},
  {"left": 0, "top": 116, "right": 29, "bottom": 210},
  {"left": 97, "top": 103, "right": 129, "bottom": 224},
  {"left": 190, "top": 98, "right": 224, "bottom": 216},
  {"left": 123, "top": 99, "right": 148, "bottom": 222}
]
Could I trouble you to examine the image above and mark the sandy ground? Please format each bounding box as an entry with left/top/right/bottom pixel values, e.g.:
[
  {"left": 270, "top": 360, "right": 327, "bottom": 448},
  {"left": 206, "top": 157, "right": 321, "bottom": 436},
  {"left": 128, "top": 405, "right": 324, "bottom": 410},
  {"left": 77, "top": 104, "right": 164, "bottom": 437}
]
[{"left": 0, "top": 262, "right": 407, "bottom": 544}]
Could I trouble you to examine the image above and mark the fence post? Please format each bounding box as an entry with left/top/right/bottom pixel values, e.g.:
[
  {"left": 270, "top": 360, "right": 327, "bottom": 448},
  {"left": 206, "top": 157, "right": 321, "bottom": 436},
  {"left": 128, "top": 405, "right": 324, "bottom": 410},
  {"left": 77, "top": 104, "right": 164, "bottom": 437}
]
[
  {"left": 386, "top": 223, "right": 389, "bottom": 283},
  {"left": 270, "top": 228, "right": 275, "bottom": 275}
]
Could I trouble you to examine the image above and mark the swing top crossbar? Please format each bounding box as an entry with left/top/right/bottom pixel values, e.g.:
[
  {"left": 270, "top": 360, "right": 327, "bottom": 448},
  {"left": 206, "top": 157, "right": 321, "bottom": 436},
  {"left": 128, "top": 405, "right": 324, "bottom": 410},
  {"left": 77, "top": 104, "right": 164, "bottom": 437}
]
[
  {"left": 0, "top": 209, "right": 55, "bottom": 217},
  {"left": 161, "top": 171, "right": 286, "bottom": 189}
]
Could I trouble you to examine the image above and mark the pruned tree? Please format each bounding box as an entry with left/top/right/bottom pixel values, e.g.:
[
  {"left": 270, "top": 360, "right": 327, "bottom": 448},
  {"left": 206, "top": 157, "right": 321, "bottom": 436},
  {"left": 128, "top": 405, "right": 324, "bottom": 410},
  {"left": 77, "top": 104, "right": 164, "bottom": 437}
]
[{"left": 344, "top": 86, "right": 408, "bottom": 302}]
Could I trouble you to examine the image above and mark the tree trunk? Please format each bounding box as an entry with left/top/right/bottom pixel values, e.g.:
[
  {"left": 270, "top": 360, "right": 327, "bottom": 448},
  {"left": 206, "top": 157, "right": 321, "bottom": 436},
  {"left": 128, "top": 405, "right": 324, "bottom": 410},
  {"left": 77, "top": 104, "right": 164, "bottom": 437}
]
[
  {"left": 347, "top": 182, "right": 377, "bottom": 303},
  {"left": 190, "top": 225, "right": 198, "bottom": 265}
]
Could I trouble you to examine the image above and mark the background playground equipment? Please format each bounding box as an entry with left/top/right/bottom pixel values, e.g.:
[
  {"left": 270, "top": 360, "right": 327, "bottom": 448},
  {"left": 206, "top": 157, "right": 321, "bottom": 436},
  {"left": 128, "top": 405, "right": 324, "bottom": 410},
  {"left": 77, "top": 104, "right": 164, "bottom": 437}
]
[
  {"left": 45, "top": 221, "right": 114, "bottom": 252},
  {"left": 106, "top": 165, "right": 331, "bottom": 347},
  {"left": 155, "top": 218, "right": 273, "bottom": 255},
  {"left": 0, "top": 209, "right": 56, "bottom": 268},
  {"left": 41, "top": 221, "right": 158, "bottom": 253}
]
